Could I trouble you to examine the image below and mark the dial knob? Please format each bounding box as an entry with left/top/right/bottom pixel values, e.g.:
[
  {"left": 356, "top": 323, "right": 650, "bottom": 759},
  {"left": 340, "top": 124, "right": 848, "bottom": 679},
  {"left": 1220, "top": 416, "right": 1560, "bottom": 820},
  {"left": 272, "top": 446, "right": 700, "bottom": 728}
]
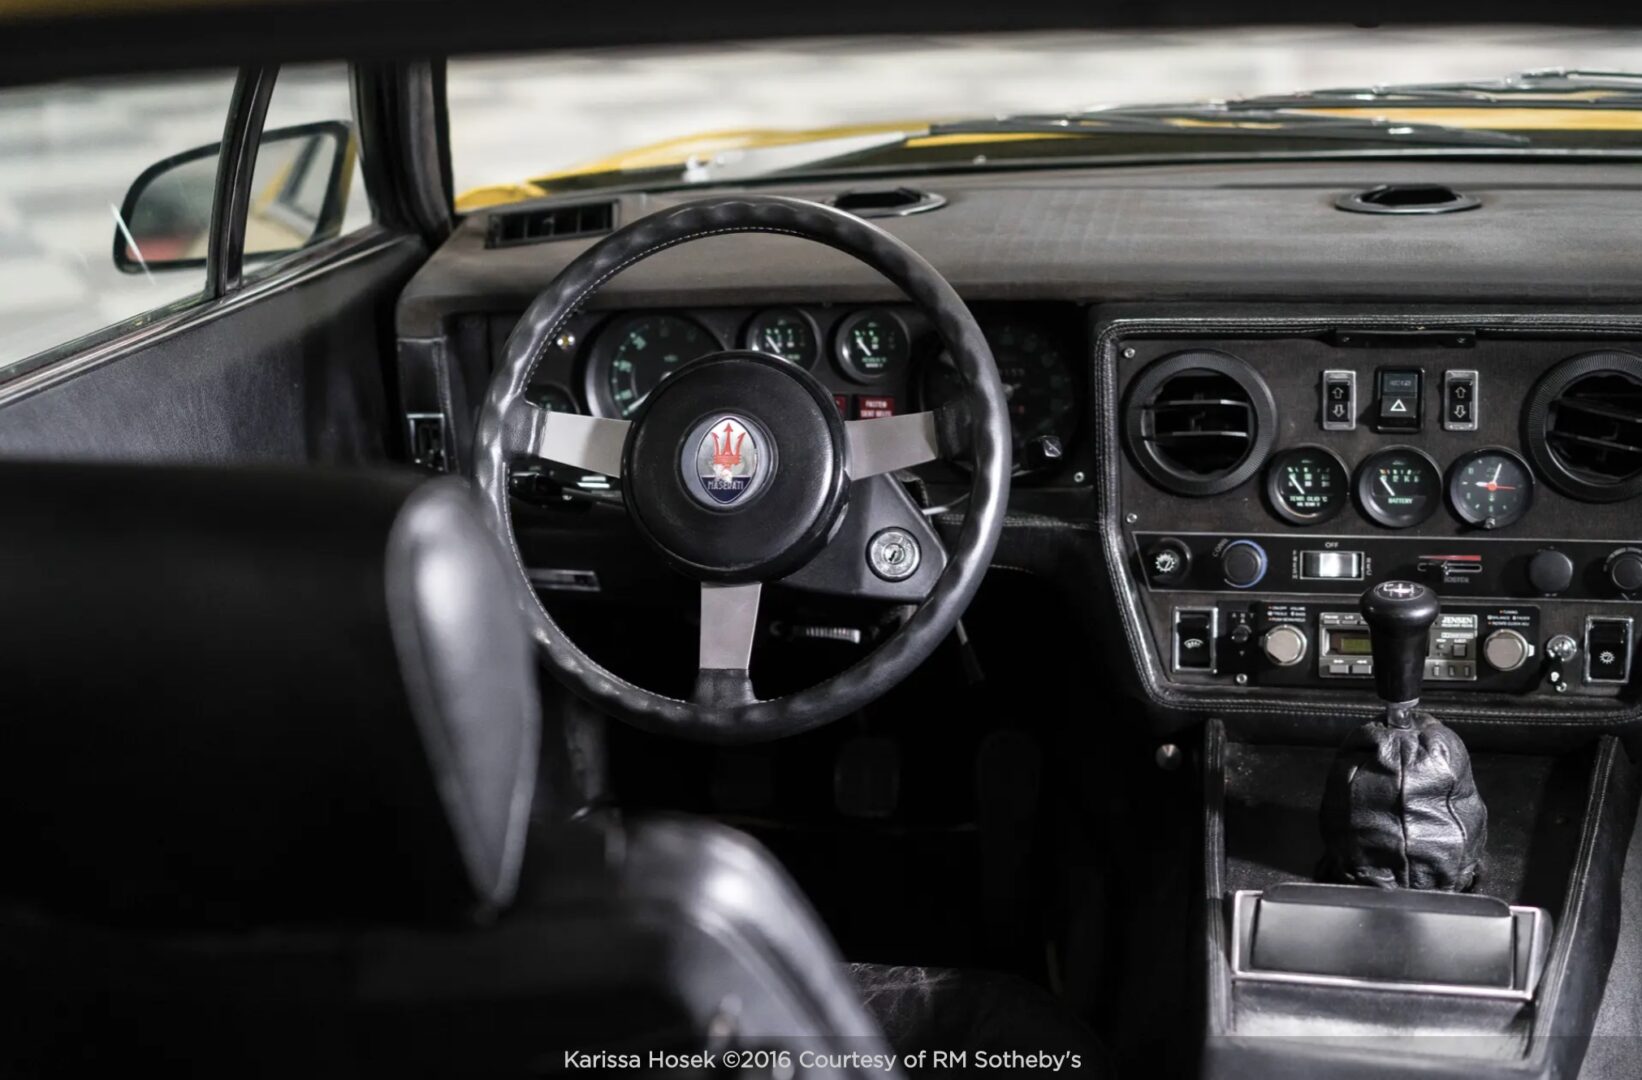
[
  {"left": 1262, "top": 625, "right": 1309, "bottom": 667},
  {"left": 1220, "top": 540, "right": 1268, "bottom": 589},
  {"left": 1606, "top": 548, "right": 1642, "bottom": 594},
  {"left": 1483, "top": 629, "right": 1532, "bottom": 672},
  {"left": 1145, "top": 538, "right": 1192, "bottom": 586},
  {"left": 1526, "top": 549, "right": 1575, "bottom": 595},
  {"left": 1547, "top": 634, "right": 1579, "bottom": 663}
]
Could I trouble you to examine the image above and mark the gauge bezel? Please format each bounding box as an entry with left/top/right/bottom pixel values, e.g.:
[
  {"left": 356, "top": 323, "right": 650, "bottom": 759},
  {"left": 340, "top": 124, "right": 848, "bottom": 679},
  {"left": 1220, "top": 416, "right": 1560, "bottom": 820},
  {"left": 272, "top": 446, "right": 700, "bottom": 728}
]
[
  {"left": 583, "top": 312, "right": 723, "bottom": 418},
  {"left": 834, "top": 308, "right": 910, "bottom": 383},
  {"left": 1264, "top": 445, "right": 1350, "bottom": 525},
  {"left": 742, "top": 307, "right": 821, "bottom": 370},
  {"left": 1355, "top": 445, "right": 1443, "bottom": 529},
  {"left": 1446, "top": 446, "right": 1536, "bottom": 529}
]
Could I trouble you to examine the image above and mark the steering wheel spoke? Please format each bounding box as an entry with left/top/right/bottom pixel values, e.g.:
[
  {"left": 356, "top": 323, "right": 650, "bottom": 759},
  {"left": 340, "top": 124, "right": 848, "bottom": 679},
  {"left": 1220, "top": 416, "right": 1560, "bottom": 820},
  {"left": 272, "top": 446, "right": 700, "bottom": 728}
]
[
  {"left": 845, "top": 411, "right": 941, "bottom": 478},
  {"left": 695, "top": 581, "right": 762, "bottom": 706},
  {"left": 505, "top": 400, "right": 630, "bottom": 477}
]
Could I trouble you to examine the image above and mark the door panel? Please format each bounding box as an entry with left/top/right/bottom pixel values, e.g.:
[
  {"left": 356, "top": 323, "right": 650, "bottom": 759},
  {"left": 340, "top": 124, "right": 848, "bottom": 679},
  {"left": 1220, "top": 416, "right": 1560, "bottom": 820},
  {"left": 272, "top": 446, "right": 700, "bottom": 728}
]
[{"left": 0, "top": 231, "right": 424, "bottom": 464}]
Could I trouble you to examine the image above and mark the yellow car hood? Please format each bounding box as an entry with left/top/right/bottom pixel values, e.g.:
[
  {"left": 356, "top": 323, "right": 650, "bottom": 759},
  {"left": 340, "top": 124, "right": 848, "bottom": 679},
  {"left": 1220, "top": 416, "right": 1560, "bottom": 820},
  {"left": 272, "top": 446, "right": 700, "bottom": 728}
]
[{"left": 455, "top": 105, "right": 1642, "bottom": 213}]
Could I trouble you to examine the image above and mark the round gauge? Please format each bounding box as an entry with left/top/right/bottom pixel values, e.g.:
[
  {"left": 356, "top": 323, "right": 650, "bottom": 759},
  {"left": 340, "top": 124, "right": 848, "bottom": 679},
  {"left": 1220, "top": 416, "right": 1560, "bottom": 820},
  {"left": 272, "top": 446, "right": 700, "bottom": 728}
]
[
  {"left": 743, "top": 308, "right": 819, "bottom": 368},
  {"left": 1356, "top": 447, "right": 1442, "bottom": 528},
  {"left": 590, "top": 314, "right": 718, "bottom": 418},
  {"left": 1265, "top": 446, "right": 1349, "bottom": 524},
  {"left": 835, "top": 309, "right": 910, "bottom": 382},
  {"left": 918, "top": 322, "right": 1078, "bottom": 463},
  {"left": 526, "top": 384, "right": 578, "bottom": 414},
  {"left": 1448, "top": 448, "right": 1534, "bottom": 529}
]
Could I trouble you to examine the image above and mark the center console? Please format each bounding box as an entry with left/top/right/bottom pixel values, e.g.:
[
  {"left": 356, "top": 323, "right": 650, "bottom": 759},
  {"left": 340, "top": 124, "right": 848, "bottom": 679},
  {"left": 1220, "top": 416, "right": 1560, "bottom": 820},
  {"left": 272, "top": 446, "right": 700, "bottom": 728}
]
[{"left": 1098, "top": 311, "right": 1642, "bottom": 723}]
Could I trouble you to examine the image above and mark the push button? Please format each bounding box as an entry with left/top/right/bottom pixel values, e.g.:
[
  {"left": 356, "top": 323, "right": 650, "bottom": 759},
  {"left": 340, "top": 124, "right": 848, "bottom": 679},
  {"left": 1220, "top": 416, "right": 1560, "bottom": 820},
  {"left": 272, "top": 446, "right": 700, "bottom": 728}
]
[
  {"left": 1377, "top": 368, "right": 1422, "bottom": 432},
  {"left": 1586, "top": 618, "right": 1633, "bottom": 684},
  {"left": 1443, "top": 370, "right": 1478, "bottom": 432},
  {"left": 1173, "top": 609, "right": 1216, "bottom": 672}
]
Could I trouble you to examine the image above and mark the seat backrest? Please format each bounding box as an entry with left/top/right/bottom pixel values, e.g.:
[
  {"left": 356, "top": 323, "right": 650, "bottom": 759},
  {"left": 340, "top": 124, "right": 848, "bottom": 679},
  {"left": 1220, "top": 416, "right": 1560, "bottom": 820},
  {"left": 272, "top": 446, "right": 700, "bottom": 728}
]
[{"left": 0, "top": 461, "right": 539, "bottom": 929}]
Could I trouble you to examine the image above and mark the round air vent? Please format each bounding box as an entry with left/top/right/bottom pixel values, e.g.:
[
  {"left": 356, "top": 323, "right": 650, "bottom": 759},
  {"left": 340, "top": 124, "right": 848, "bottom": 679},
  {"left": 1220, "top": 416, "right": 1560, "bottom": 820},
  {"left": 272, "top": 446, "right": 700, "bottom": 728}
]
[
  {"left": 1526, "top": 351, "right": 1642, "bottom": 502},
  {"left": 1123, "top": 351, "right": 1276, "bottom": 496},
  {"left": 1335, "top": 183, "right": 1479, "bottom": 215}
]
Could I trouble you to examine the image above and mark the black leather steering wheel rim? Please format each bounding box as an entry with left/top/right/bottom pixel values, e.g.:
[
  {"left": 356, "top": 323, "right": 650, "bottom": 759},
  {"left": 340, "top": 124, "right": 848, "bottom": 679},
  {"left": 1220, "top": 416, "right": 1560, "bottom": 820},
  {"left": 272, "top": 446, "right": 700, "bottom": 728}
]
[{"left": 473, "top": 194, "right": 1011, "bottom": 744}]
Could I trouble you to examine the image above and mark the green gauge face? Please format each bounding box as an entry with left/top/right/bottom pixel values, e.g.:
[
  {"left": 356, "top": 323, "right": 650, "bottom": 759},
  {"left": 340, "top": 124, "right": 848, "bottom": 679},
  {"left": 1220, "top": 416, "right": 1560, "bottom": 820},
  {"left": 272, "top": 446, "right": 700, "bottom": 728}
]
[
  {"left": 1266, "top": 446, "right": 1349, "bottom": 524},
  {"left": 744, "top": 309, "right": 819, "bottom": 368},
  {"left": 835, "top": 309, "right": 909, "bottom": 382},
  {"left": 599, "top": 314, "right": 715, "bottom": 418},
  {"left": 1357, "top": 448, "right": 1442, "bottom": 528},
  {"left": 1449, "top": 449, "right": 1534, "bottom": 529}
]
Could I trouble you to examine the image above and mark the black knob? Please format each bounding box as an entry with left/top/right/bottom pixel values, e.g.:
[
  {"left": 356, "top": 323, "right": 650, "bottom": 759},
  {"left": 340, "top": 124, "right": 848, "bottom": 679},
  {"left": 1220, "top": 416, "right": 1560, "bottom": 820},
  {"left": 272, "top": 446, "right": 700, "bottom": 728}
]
[
  {"left": 1220, "top": 540, "right": 1268, "bottom": 589},
  {"left": 1607, "top": 548, "right": 1642, "bottom": 594},
  {"left": 1527, "top": 548, "right": 1575, "bottom": 595},
  {"left": 1360, "top": 580, "right": 1441, "bottom": 705},
  {"left": 1144, "top": 538, "right": 1192, "bottom": 586}
]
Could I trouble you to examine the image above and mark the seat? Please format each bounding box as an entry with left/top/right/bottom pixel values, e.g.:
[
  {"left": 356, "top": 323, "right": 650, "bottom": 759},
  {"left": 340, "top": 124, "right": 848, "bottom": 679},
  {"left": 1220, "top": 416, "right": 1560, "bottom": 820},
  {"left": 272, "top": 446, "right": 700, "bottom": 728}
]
[{"left": 0, "top": 462, "right": 893, "bottom": 1078}]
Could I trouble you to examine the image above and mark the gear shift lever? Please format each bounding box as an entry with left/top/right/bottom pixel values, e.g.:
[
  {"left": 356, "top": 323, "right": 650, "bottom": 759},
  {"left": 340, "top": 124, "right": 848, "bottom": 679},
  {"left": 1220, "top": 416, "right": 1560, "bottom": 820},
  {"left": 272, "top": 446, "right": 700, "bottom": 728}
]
[{"left": 1320, "top": 581, "right": 1488, "bottom": 891}]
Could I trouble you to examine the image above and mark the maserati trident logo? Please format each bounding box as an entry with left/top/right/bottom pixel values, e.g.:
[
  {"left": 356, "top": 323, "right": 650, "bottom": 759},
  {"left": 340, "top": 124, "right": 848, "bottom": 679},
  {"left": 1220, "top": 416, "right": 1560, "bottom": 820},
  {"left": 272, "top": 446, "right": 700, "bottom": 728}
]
[{"left": 692, "top": 416, "right": 763, "bottom": 505}]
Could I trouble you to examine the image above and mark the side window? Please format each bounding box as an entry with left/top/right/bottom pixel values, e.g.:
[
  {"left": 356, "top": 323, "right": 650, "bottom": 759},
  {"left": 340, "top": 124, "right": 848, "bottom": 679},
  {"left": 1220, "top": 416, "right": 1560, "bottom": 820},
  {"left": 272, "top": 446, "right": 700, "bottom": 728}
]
[
  {"left": 244, "top": 63, "right": 372, "bottom": 276},
  {"left": 0, "top": 71, "right": 238, "bottom": 373}
]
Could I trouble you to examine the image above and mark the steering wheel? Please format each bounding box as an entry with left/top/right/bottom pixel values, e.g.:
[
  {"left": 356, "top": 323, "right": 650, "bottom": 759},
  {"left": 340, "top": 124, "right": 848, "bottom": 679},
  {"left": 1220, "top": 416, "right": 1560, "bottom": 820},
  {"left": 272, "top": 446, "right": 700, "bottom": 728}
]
[{"left": 473, "top": 195, "right": 1011, "bottom": 743}]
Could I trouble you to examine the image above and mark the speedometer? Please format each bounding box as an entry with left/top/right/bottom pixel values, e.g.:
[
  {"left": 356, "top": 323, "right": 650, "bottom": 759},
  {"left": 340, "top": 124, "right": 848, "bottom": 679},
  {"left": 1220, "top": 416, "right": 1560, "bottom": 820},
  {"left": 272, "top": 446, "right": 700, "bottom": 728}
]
[
  {"left": 590, "top": 314, "right": 717, "bottom": 418},
  {"left": 918, "top": 322, "right": 1078, "bottom": 463}
]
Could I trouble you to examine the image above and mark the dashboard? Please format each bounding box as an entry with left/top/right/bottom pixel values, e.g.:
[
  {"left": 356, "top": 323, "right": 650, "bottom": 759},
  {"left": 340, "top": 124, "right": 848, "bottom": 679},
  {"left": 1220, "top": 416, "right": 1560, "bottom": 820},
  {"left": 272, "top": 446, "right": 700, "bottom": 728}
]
[{"left": 393, "top": 157, "right": 1642, "bottom": 734}]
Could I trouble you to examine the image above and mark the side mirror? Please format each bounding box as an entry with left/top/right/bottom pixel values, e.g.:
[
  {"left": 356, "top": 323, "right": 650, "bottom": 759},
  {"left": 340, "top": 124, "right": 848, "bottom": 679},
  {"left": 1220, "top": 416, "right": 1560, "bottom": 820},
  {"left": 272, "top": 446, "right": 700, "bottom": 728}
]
[{"left": 113, "top": 121, "right": 356, "bottom": 274}]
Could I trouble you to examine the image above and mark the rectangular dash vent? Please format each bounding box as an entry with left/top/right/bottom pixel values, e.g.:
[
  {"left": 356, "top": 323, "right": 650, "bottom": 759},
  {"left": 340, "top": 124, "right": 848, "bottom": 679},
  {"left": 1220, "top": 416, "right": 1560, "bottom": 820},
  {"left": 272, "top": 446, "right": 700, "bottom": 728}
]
[{"left": 488, "top": 201, "right": 616, "bottom": 248}]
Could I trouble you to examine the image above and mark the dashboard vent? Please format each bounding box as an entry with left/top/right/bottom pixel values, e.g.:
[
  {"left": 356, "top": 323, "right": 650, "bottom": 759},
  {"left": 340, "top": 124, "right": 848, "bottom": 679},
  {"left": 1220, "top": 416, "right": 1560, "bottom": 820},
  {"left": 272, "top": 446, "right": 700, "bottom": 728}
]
[
  {"left": 1335, "top": 183, "right": 1479, "bottom": 215},
  {"left": 1527, "top": 351, "right": 1642, "bottom": 502},
  {"left": 1123, "top": 351, "right": 1276, "bottom": 497},
  {"left": 829, "top": 187, "right": 945, "bottom": 218},
  {"left": 488, "top": 200, "right": 616, "bottom": 248}
]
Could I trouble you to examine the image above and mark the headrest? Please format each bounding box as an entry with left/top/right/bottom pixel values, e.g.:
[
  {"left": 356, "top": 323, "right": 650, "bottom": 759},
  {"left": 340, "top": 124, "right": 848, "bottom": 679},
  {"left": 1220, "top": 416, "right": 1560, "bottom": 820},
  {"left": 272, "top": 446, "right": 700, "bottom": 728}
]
[{"left": 0, "top": 462, "right": 539, "bottom": 928}]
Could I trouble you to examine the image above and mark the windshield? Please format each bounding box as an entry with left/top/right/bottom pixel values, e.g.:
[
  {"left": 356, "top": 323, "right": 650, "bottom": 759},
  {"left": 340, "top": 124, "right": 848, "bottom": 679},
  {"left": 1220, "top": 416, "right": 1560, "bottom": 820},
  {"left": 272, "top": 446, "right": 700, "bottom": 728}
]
[{"left": 447, "top": 26, "right": 1642, "bottom": 207}]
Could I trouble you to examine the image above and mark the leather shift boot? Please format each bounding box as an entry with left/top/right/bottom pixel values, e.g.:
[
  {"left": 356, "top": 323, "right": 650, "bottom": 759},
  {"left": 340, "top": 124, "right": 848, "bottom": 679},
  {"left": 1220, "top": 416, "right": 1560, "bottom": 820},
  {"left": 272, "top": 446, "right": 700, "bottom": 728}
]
[{"left": 1320, "top": 706, "right": 1488, "bottom": 892}]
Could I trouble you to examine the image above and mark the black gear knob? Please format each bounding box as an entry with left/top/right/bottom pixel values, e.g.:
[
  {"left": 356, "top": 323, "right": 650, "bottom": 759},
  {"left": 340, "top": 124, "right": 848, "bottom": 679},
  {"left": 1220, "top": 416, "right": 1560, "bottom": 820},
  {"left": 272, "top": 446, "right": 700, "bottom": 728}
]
[{"left": 1360, "top": 580, "right": 1440, "bottom": 706}]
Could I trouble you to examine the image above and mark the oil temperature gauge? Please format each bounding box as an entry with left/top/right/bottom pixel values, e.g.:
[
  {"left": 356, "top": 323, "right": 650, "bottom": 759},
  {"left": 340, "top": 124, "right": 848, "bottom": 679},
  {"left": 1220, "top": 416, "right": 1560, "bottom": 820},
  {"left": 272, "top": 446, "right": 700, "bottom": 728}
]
[
  {"left": 1448, "top": 448, "right": 1534, "bottom": 529},
  {"left": 1265, "top": 446, "right": 1349, "bottom": 524}
]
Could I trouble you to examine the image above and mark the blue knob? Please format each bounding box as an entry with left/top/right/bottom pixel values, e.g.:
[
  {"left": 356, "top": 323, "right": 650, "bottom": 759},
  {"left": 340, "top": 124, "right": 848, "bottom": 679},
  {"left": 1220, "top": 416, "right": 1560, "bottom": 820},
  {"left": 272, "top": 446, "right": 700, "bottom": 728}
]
[{"left": 1221, "top": 540, "right": 1268, "bottom": 589}]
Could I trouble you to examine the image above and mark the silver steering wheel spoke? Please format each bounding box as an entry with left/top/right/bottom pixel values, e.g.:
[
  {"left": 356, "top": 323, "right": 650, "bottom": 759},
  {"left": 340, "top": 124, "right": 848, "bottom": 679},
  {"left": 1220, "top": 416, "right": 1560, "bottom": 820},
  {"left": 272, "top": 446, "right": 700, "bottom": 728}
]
[
  {"left": 845, "top": 411, "right": 941, "bottom": 478},
  {"left": 695, "top": 581, "right": 762, "bottom": 706},
  {"left": 505, "top": 400, "right": 631, "bottom": 477}
]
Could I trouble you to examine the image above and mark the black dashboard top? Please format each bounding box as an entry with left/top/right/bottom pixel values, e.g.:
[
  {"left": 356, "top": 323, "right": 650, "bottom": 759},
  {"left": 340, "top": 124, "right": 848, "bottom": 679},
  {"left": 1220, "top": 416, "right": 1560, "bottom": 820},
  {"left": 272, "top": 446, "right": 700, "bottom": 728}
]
[{"left": 399, "top": 159, "right": 1642, "bottom": 338}]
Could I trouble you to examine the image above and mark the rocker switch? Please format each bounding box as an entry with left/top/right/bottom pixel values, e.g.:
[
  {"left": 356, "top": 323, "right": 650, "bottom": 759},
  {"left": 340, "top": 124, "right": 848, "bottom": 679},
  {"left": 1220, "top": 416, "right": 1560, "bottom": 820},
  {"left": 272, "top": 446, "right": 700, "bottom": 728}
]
[{"left": 1321, "top": 370, "right": 1356, "bottom": 431}]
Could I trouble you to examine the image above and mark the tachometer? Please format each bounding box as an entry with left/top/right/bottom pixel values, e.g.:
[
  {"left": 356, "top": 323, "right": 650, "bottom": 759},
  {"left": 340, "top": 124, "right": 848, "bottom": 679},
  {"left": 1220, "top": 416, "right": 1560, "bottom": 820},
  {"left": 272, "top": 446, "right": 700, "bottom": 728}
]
[
  {"left": 1448, "top": 448, "right": 1534, "bottom": 529},
  {"left": 590, "top": 314, "right": 717, "bottom": 418},
  {"left": 1357, "top": 447, "right": 1442, "bottom": 528},
  {"left": 1265, "top": 446, "right": 1349, "bottom": 524},
  {"left": 918, "top": 322, "right": 1078, "bottom": 463}
]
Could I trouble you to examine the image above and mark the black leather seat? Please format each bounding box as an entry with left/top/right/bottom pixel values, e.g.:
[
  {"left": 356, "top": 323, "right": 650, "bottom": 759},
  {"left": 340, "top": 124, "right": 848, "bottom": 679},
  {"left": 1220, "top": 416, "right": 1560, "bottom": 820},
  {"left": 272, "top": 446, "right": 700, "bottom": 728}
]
[{"left": 0, "top": 462, "right": 893, "bottom": 1078}]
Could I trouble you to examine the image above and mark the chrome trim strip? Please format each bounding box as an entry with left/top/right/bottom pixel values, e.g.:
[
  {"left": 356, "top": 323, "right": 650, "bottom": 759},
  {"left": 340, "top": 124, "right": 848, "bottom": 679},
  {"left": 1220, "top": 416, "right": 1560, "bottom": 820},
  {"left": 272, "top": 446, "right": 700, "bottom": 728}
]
[{"left": 1228, "top": 889, "right": 1549, "bottom": 1002}]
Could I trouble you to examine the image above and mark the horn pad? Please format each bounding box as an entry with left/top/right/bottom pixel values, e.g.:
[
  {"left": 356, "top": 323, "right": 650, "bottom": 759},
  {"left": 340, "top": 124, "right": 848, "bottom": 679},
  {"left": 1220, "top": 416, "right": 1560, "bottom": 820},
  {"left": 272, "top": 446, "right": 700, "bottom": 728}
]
[{"left": 622, "top": 351, "right": 847, "bottom": 582}]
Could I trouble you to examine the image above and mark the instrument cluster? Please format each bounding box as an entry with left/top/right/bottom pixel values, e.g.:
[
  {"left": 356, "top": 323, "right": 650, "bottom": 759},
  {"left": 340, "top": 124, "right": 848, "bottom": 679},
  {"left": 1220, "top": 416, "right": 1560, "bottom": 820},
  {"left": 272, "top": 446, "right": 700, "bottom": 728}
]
[
  {"left": 1265, "top": 445, "right": 1534, "bottom": 530},
  {"left": 538, "top": 303, "right": 1086, "bottom": 477}
]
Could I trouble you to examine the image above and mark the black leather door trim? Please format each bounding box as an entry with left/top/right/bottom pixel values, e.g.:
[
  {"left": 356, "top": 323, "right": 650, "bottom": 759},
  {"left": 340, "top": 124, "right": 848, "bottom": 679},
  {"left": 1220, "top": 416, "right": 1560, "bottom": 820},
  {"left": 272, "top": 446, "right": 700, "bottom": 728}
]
[{"left": 0, "top": 227, "right": 416, "bottom": 410}]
